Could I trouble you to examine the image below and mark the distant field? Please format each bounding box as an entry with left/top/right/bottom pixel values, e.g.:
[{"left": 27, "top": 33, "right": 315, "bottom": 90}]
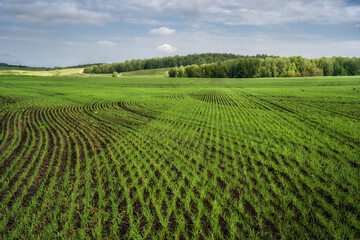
[
  {"left": 0, "top": 75, "right": 359, "bottom": 239},
  {"left": 0, "top": 68, "right": 84, "bottom": 77},
  {"left": 0, "top": 67, "right": 170, "bottom": 78},
  {"left": 120, "top": 68, "right": 170, "bottom": 77}
]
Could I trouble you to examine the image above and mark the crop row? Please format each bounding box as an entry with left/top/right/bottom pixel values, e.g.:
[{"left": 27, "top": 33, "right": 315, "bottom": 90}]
[{"left": 0, "top": 89, "right": 359, "bottom": 239}]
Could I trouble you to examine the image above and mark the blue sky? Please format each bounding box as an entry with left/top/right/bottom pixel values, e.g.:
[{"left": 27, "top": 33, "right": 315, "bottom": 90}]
[{"left": 0, "top": 0, "right": 360, "bottom": 67}]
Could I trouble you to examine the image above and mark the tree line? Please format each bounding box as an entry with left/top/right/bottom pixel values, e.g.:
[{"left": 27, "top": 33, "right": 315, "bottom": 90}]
[
  {"left": 54, "top": 63, "right": 105, "bottom": 70},
  {"left": 168, "top": 56, "right": 360, "bottom": 78},
  {"left": 83, "top": 53, "right": 275, "bottom": 74},
  {"left": 0, "top": 63, "right": 51, "bottom": 71}
]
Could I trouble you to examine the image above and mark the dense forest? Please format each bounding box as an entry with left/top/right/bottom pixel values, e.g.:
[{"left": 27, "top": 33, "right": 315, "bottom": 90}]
[
  {"left": 83, "top": 53, "right": 274, "bottom": 74},
  {"left": 168, "top": 56, "right": 360, "bottom": 78}
]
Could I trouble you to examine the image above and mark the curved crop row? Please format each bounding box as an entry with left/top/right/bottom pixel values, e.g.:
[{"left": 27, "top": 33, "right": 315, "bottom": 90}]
[{"left": 0, "top": 83, "right": 359, "bottom": 239}]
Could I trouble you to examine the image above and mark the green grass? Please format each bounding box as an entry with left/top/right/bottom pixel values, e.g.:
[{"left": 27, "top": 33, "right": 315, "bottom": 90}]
[
  {"left": 120, "top": 68, "right": 170, "bottom": 77},
  {"left": 0, "top": 75, "right": 359, "bottom": 239}
]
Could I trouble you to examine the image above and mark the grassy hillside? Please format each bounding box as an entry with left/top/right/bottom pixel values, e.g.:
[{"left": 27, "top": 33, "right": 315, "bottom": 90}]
[
  {"left": 0, "top": 67, "right": 170, "bottom": 78},
  {"left": 0, "top": 68, "right": 84, "bottom": 77},
  {"left": 120, "top": 68, "right": 170, "bottom": 77},
  {"left": 0, "top": 75, "right": 359, "bottom": 239}
]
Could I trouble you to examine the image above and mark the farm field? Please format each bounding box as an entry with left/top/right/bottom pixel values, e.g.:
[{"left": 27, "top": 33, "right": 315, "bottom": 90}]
[
  {"left": 0, "top": 68, "right": 84, "bottom": 77},
  {"left": 0, "top": 75, "right": 359, "bottom": 239}
]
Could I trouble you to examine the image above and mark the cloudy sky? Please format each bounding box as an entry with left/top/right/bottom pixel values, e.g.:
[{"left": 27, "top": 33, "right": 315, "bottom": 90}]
[{"left": 1, "top": 0, "right": 360, "bottom": 67}]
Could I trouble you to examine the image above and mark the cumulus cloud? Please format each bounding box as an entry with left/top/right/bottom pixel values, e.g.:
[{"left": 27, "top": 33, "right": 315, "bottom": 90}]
[
  {"left": 150, "top": 27, "right": 176, "bottom": 35},
  {"left": 124, "top": 0, "right": 360, "bottom": 26},
  {"left": 0, "top": 1, "right": 115, "bottom": 25},
  {"left": 4, "top": 0, "right": 358, "bottom": 26},
  {"left": 156, "top": 44, "right": 177, "bottom": 53},
  {"left": 124, "top": 18, "right": 160, "bottom": 25},
  {"left": 97, "top": 40, "right": 116, "bottom": 46},
  {"left": 210, "top": 0, "right": 360, "bottom": 26}
]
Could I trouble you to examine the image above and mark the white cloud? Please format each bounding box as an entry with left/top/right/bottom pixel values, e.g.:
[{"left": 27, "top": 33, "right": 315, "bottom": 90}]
[
  {"left": 124, "top": 18, "right": 160, "bottom": 25},
  {"left": 1, "top": 0, "right": 359, "bottom": 67},
  {"left": 4, "top": 0, "right": 358, "bottom": 26},
  {"left": 150, "top": 27, "right": 176, "bottom": 35},
  {"left": 0, "top": 1, "right": 115, "bottom": 25},
  {"left": 209, "top": 0, "right": 360, "bottom": 26},
  {"left": 97, "top": 40, "right": 116, "bottom": 46},
  {"left": 156, "top": 43, "right": 177, "bottom": 53},
  {"left": 122, "top": 0, "right": 360, "bottom": 26}
]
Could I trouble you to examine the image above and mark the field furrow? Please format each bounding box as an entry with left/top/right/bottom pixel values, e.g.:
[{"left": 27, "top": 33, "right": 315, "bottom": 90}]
[{"left": 0, "top": 75, "right": 359, "bottom": 239}]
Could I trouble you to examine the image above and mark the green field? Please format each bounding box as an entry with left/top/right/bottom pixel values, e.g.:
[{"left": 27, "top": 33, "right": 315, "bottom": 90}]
[
  {"left": 120, "top": 68, "right": 171, "bottom": 77},
  {"left": 0, "top": 75, "right": 359, "bottom": 239},
  {"left": 0, "top": 68, "right": 84, "bottom": 77},
  {"left": 0, "top": 67, "right": 170, "bottom": 78}
]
